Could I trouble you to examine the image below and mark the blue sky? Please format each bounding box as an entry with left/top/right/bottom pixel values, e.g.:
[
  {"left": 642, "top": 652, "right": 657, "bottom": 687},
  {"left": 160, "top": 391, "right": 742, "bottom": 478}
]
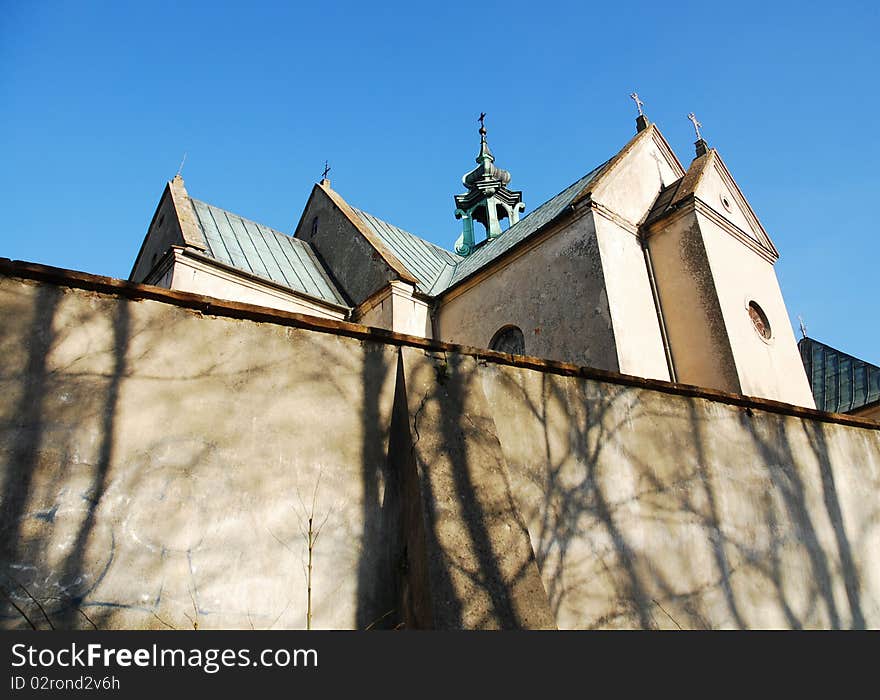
[{"left": 1, "top": 1, "right": 877, "bottom": 362}]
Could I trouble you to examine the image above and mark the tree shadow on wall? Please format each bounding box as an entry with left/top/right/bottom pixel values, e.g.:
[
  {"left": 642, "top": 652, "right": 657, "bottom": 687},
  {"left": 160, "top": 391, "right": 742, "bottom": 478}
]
[
  {"left": 0, "top": 286, "right": 131, "bottom": 628},
  {"left": 740, "top": 411, "right": 868, "bottom": 629},
  {"left": 387, "top": 350, "right": 555, "bottom": 629}
]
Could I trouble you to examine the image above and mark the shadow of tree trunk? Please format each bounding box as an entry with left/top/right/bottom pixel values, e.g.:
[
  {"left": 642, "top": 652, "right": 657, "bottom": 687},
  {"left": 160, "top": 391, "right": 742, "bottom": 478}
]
[
  {"left": 355, "top": 344, "right": 399, "bottom": 629},
  {"left": 803, "top": 420, "right": 865, "bottom": 629},
  {"left": 0, "top": 286, "right": 61, "bottom": 606},
  {"left": 56, "top": 299, "right": 130, "bottom": 628}
]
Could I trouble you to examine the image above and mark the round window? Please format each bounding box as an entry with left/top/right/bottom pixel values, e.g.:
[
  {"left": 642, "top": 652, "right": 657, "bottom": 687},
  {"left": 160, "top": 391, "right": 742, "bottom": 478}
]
[
  {"left": 748, "top": 301, "right": 771, "bottom": 340},
  {"left": 720, "top": 194, "right": 732, "bottom": 212}
]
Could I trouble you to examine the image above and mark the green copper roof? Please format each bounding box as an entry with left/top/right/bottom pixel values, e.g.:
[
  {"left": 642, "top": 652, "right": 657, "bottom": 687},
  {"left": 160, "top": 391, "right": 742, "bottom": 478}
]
[
  {"left": 799, "top": 337, "right": 880, "bottom": 413},
  {"left": 350, "top": 206, "right": 462, "bottom": 294},
  {"left": 441, "top": 160, "right": 610, "bottom": 291},
  {"left": 189, "top": 198, "right": 347, "bottom": 306},
  {"left": 344, "top": 160, "right": 610, "bottom": 297}
]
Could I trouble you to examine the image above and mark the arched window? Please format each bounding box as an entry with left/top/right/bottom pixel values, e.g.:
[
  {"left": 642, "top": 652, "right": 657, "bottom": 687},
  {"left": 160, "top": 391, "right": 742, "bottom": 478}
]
[{"left": 489, "top": 325, "right": 525, "bottom": 355}]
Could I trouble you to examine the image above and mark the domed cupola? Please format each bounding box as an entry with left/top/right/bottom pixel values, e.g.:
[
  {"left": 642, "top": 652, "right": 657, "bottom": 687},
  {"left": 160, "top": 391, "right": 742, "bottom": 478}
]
[{"left": 453, "top": 114, "right": 524, "bottom": 256}]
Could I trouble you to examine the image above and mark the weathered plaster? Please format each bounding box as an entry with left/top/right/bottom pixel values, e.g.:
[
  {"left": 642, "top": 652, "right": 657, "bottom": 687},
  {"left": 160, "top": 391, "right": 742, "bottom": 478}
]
[
  {"left": 435, "top": 213, "right": 619, "bottom": 371},
  {"left": 2, "top": 264, "right": 876, "bottom": 631}
]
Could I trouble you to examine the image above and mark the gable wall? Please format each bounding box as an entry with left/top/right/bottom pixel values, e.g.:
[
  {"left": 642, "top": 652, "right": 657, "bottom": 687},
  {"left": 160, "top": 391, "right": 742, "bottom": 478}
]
[
  {"left": 587, "top": 130, "right": 684, "bottom": 382},
  {"left": 129, "top": 187, "right": 185, "bottom": 283},
  {"left": 294, "top": 187, "right": 395, "bottom": 305},
  {"left": 434, "top": 213, "right": 619, "bottom": 370},
  {"left": 695, "top": 210, "right": 815, "bottom": 407}
]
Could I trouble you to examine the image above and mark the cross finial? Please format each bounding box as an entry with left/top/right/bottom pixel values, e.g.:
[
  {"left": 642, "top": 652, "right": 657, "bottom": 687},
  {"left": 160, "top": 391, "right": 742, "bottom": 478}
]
[
  {"left": 798, "top": 315, "right": 808, "bottom": 339},
  {"left": 321, "top": 160, "right": 331, "bottom": 180},
  {"left": 176, "top": 151, "right": 187, "bottom": 178},
  {"left": 630, "top": 92, "right": 644, "bottom": 116},
  {"left": 478, "top": 112, "right": 486, "bottom": 128},
  {"left": 687, "top": 112, "right": 703, "bottom": 141}
]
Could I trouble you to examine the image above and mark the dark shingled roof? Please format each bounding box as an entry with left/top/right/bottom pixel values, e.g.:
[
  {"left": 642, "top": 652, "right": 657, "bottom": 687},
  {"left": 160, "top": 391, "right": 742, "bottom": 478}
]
[
  {"left": 799, "top": 337, "right": 880, "bottom": 414},
  {"left": 189, "top": 198, "right": 347, "bottom": 306}
]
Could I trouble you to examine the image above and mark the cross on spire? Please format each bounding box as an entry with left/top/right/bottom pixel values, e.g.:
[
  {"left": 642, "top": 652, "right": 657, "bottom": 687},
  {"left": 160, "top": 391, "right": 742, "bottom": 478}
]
[
  {"left": 687, "top": 112, "right": 703, "bottom": 141},
  {"left": 630, "top": 92, "right": 644, "bottom": 116},
  {"left": 321, "top": 160, "right": 331, "bottom": 180},
  {"left": 478, "top": 112, "right": 486, "bottom": 129},
  {"left": 798, "top": 315, "right": 808, "bottom": 339}
]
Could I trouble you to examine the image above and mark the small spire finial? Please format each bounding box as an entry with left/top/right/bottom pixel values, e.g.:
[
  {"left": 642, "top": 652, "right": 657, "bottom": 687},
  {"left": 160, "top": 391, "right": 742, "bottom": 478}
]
[
  {"left": 176, "top": 151, "right": 187, "bottom": 178},
  {"left": 321, "top": 160, "right": 331, "bottom": 180},
  {"left": 798, "top": 315, "right": 808, "bottom": 339},
  {"left": 687, "top": 112, "right": 703, "bottom": 141},
  {"left": 630, "top": 92, "right": 644, "bottom": 117},
  {"left": 478, "top": 112, "right": 487, "bottom": 135}
]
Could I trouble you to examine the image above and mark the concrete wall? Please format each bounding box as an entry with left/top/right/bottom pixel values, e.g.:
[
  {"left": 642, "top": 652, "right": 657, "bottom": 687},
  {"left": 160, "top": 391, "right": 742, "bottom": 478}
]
[
  {"left": 435, "top": 213, "right": 619, "bottom": 371},
  {"left": 1, "top": 266, "right": 877, "bottom": 630},
  {"left": 0, "top": 272, "right": 399, "bottom": 630},
  {"left": 482, "top": 362, "right": 879, "bottom": 628}
]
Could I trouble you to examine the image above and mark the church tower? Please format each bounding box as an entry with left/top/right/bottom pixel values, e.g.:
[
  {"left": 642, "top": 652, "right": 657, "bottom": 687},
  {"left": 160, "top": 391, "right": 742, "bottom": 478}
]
[
  {"left": 643, "top": 116, "right": 816, "bottom": 407},
  {"left": 453, "top": 115, "right": 525, "bottom": 256}
]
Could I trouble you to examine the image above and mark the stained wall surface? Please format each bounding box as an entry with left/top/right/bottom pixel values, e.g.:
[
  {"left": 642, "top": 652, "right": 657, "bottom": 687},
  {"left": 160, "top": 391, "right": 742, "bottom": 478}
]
[{"left": 1, "top": 268, "right": 877, "bottom": 630}]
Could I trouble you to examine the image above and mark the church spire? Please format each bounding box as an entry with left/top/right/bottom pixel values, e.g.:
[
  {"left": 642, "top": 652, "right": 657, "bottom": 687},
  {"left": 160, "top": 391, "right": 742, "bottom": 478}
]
[{"left": 453, "top": 114, "right": 524, "bottom": 256}]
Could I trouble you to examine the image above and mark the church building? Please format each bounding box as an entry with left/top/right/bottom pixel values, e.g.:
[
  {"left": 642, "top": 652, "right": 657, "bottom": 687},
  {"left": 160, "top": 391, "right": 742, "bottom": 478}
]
[{"left": 129, "top": 109, "right": 816, "bottom": 409}]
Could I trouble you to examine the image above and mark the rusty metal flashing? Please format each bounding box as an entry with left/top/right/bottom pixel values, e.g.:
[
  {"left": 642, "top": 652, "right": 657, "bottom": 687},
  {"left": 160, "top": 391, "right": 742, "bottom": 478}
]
[
  {"left": 852, "top": 398, "right": 880, "bottom": 417},
  {"left": 2, "top": 257, "right": 877, "bottom": 431}
]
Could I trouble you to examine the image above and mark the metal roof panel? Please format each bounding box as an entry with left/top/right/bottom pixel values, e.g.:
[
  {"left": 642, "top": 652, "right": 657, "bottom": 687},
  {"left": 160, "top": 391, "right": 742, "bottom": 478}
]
[{"left": 188, "top": 198, "right": 346, "bottom": 306}]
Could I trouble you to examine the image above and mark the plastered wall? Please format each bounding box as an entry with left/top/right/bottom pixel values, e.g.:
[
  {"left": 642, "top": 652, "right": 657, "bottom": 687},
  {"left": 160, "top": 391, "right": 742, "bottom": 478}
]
[{"left": 1, "top": 269, "right": 877, "bottom": 630}]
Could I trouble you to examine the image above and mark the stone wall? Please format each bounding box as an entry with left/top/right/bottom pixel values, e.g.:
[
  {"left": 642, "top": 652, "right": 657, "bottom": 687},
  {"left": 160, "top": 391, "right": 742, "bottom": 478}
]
[{"left": 1, "top": 261, "right": 877, "bottom": 629}]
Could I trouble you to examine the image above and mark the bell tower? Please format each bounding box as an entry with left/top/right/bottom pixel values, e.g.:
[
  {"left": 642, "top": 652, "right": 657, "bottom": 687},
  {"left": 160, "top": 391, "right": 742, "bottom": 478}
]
[{"left": 453, "top": 114, "right": 524, "bottom": 256}]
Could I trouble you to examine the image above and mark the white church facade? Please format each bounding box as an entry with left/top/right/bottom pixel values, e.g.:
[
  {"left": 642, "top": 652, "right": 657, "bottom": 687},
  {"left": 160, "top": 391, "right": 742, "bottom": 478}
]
[{"left": 129, "top": 111, "right": 816, "bottom": 409}]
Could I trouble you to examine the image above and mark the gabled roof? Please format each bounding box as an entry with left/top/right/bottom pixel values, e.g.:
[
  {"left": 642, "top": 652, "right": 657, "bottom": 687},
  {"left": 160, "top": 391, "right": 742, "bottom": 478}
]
[
  {"left": 442, "top": 160, "right": 610, "bottom": 290},
  {"left": 340, "top": 159, "right": 610, "bottom": 298},
  {"left": 799, "top": 337, "right": 880, "bottom": 414},
  {"left": 644, "top": 148, "right": 779, "bottom": 260},
  {"left": 189, "top": 198, "right": 347, "bottom": 306},
  {"left": 350, "top": 207, "right": 462, "bottom": 295}
]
